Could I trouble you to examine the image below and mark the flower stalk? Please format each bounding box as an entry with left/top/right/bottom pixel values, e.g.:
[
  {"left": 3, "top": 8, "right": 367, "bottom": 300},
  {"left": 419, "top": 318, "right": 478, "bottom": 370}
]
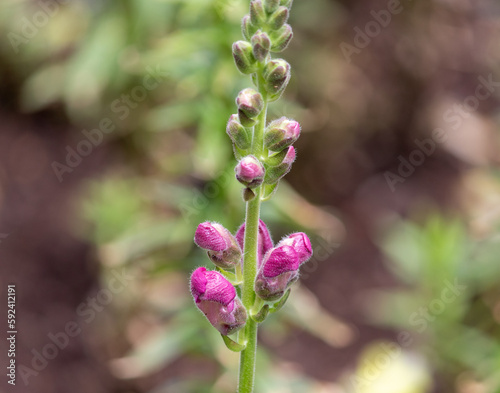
[{"left": 189, "top": 1, "right": 314, "bottom": 392}]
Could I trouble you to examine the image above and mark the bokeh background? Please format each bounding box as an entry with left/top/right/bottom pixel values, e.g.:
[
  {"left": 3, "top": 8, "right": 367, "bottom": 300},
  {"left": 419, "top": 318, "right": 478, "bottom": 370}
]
[{"left": 1, "top": 0, "right": 500, "bottom": 392}]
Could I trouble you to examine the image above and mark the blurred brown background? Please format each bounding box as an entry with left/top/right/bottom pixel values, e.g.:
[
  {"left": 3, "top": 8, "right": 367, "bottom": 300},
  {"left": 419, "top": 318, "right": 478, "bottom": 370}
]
[{"left": 1, "top": 0, "right": 500, "bottom": 392}]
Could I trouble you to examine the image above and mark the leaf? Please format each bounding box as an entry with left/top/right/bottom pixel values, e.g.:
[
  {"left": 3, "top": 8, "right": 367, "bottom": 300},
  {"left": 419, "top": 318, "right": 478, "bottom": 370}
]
[
  {"left": 221, "top": 334, "right": 246, "bottom": 352},
  {"left": 269, "top": 288, "right": 290, "bottom": 313},
  {"left": 261, "top": 183, "right": 279, "bottom": 201},
  {"left": 251, "top": 304, "right": 270, "bottom": 323}
]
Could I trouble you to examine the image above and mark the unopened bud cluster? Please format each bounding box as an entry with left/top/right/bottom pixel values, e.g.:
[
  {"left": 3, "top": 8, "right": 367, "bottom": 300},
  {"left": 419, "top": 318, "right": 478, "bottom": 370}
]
[{"left": 227, "top": 0, "right": 302, "bottom": 197}]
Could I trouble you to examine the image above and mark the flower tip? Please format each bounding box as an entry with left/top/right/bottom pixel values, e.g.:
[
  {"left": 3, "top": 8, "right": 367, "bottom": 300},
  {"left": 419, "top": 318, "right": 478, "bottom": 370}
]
[
  {"left": 190, "top": 266, "right": 208, "bottom": 302},
  {"left": 280, "top": 232, "right": 313, "bottom": 264},
  {"left": 194, "top": 222, "right": 227, "bottom": 251},
  {"left": 286, "top": 120, "right": 300, "bottom": 139},
  {"left": 235, "top": 155, "right": 265, "bottom": 188},
  {"left": 262, "top": 245, "right": 299, "bottom": 278}
]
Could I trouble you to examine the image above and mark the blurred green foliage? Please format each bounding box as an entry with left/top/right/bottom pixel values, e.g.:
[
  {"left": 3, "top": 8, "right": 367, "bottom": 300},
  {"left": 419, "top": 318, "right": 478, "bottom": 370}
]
[
  {"left": 0, "top": 0, "right": 345, "bottom": 391},
  {"left": 365, "top": 215, "right": 500, "bottom": 393}
]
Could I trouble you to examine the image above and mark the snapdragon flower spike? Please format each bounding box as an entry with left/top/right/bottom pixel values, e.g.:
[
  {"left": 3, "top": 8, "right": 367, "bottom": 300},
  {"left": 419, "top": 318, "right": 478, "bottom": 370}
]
[
  {"left": 191, "top": 267, "right": 247, "bottom": 335},
  {"left": 254, "top": 245, "right": 300, "bottom": 301},
  {"left": 264, "top": 117, "right": 300, "bottom": 151},
  {"left": 235, "top": 219, "right": 274, "bottom": 266},
  {"left": 264, "top": 146, "right": 295, "bottom": 184},
  {"left": 235, "top": 155, "right": 265, "bottom": 188},
  {"left": 194, "top": 222, "right": 243, "bottom": 269}
]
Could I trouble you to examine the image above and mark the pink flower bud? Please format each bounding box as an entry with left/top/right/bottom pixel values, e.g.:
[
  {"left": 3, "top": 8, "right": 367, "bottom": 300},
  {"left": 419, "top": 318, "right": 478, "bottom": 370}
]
[
  {"left": 194, "top": 222, "right": 242, "bottom": 269},
  {"left": 277, "top": 232, "right": 312, "bottom": 264},
  {"left": 235, "top": 219, "right": 274, "bottom": 266},
  {"left": 235, "top": 155, "right": 265, "bottom": 188},
  {"left": 190, "top": 267, "right": 247, "bottom": 335},
  {"left": 254, "top": 245, "right": 300, "bottom": 301}
]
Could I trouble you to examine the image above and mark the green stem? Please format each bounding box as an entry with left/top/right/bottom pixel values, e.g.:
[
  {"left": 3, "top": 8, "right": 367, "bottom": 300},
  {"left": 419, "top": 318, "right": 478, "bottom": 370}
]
[{"left": 238, "top": 75, "right": 268, "bottom": 393}]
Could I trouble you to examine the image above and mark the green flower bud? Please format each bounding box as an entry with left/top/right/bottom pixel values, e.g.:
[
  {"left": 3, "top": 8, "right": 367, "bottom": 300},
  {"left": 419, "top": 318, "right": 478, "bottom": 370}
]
[
  {"left": 262, "top": 59, "right": 291, "bottom": 95},
  {"left": 264, "top": 117, "right": 300, "bottom": 151},
  {"left": 250, "top": 0, "right": 266, "bottom": 26},
  {"left": 226, "top": 114, "right": 252, "bottom": 150},
  {"left": 280, "top": 0, "right": 293, "bottom": 9},
  {"left": 251, "top": 30, "right": 271, "bottom": 62},
  {"left": 236, "top": 88, "right": 264, "bottom": 118},
  {"left": 238, "top": 110, "right": 257, "bottom": 127},
  {"left": 232, "top": 40, "right": 257, "bottom": 74},
  {"left": 268, "top": 6, "right": 289, "bottom": 29},
  {"left": 264, "top": 0, "right": 280, "bottom": 13},
  {"left": 270, "top": 24, "right": 293, "bottom": 52},
  {"left": 242, "top": 15, "right": 258, "bottom": 41},
  {"left": 264, "top": 146, "right": 295, "bottom": 184}
]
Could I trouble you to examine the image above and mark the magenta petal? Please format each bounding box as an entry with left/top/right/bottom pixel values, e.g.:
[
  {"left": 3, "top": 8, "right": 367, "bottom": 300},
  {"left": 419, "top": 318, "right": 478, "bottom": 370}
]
[
  {"left": 280, "top": 232, "right": 312, "bottom": 264},
  {"left": 262, "top": 245, "right": 299, "bottom": 278},
  {"left": 283, "top": 146, "right": 296, "bottom": 164},
  {"left": 235, "top": 223, "right": 244, "bottom": 250},
  {"left": 235, "top": 219, "right": 274, "bottom": 264},
  {"left": 190, "top": 267, "right": 208, "bottom": 303},
  {"left": 259, "top": 220, "right": 274, "bottom": 256},
  {"left": 202, "top": 270, "right": 236, "bottom": 306},
  {"left": 191, "top": 267, "right": 247, "bottom": 335},
  {"left": 194, "top": 222, "right": 228, "bottom": 251},
  {"left": 285, "top": 120, "right": 300, "bottom": 140}
]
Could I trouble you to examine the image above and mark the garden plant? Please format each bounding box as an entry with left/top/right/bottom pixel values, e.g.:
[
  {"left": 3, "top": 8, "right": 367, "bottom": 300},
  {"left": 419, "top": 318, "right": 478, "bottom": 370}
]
[{"left": 189, "top": 1, "right": 313, "bottom": 392}]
